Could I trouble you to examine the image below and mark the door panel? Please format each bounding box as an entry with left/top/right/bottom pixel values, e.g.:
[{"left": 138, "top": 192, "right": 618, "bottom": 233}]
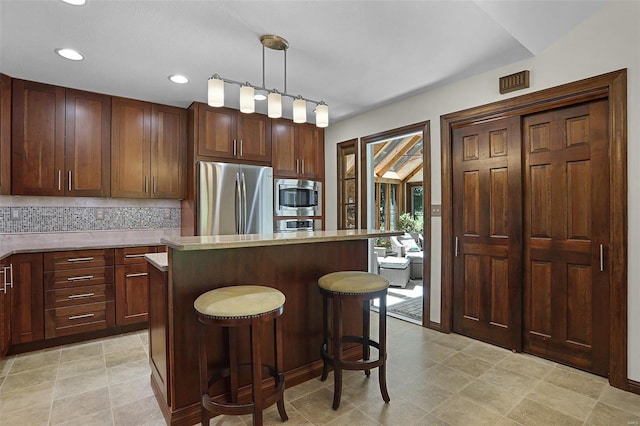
[
  {"left": 523, "top": 100, "right": 609, "bottom": 376},
  {"left": 452, "top": 117, "right": 522, "bottom": 350}
]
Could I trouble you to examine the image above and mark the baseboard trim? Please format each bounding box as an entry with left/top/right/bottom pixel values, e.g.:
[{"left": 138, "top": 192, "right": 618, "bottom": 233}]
[
  {"left": 427, "top": 320, "right": 442, "bottom": 331},
  {"left": 628, "top": 379, "right": 640, "bottom": 395}
]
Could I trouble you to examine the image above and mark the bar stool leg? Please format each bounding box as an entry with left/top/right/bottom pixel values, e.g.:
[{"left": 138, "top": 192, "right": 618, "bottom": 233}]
[
  {"left": 197, "top": 321, "right": 210, "bottom": 426},
  {"left": 332, "top": 296, "right": 343, "bottom": 410},
  {"left": 250, "top": 319, "right": 264, "bottom": 426},
  {"left": 378, "top": 293, "right": 390, "bottom": 403},
  {"left": 362, "top": 300, "right": 371, "bottom": 378},
  {"left": 227, "top": 327, "right": 239, "bottom": 403},
  {"left": 320, "top": 295, "right": 330, "bottom": 381},
  {"left": 274, "top": 316, "right": 288, "bottom": 421}
]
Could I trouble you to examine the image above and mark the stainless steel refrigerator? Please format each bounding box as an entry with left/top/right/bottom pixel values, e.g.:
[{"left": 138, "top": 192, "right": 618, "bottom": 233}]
[{"left": 197, "top": 161, "right": 273, "bottom": 236}]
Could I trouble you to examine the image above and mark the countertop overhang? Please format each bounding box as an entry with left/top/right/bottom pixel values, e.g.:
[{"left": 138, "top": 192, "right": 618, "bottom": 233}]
[{"left": 161, "top": 229, "right": 402, "bottom": 251}]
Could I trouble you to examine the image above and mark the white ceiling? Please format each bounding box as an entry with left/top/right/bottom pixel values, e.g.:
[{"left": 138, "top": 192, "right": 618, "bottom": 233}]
[{"left": 0, "top": 0, "right": 606, "bottom": 124}]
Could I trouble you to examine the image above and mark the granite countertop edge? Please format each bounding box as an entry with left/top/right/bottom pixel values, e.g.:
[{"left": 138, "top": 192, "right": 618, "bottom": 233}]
[{"left": 162, "top": 230, "right": 403, "bottom": 251}]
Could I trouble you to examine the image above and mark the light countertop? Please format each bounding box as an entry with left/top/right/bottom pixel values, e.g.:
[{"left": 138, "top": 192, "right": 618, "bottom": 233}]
[
  {"left": 161, "top": 229, "right": 402, "bottom": 251},
  {"left": 0, "top": 230, "right": 179, "bottom": 260},
  {"left": 145, "top": 252, "right": 168, "bottom": 271}
]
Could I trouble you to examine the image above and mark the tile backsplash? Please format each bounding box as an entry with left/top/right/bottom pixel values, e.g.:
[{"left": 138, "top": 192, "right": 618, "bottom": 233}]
[{"left": 0, "top": 196, "right": 180, "bottom": 234}]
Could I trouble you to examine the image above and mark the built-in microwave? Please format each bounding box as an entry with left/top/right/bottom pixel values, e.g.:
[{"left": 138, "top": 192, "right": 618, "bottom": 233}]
[
  {"left": 275, "top": 218, "right": 322, "bottom": 232},
  {"left": 274, "top": 179, "right": 322, "bottom": 217}
]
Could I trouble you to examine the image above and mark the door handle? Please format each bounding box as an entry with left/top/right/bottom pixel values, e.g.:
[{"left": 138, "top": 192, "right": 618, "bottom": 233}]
[
  {"left": 153, "top": 176, "right": 157, "bottom": 194},
  {"left": 233, "top": 139, "right": 237, "bottom": 156},
  {"left": 239, "top": 139, "right": 243, "bottom": 157},
  {"left": 67, "top": 275, "right": 94, "bottom": 282},
  {"left": 235, "top": 172, "right": 241, "bottom": 234},
  {"left": 126, "top": 272, "right": 148, "bottom": 278},
  {"left": 145, "top": 176, "right": 149, "bottom": 193},
  {"left": 0, "top": 264, "right": 13, "bottom": 294},
  {"left": 301, "top": 159, "right": 305, "bottom": 175},
  {"left": 68, "top": 170, "right": 72, "bottom": 191},
  {"left": 296, "top": 159, "right": 299, "bottom": 174},
  {"left": 455, "top": 237, "right": 459, "bottom": 257},
  {"left": 58, "top": 170, "right": 62, "bottom": 191},
  {"left": 241, "top": 172, "right": 247, "bottom": 234},
  {"left": 600, "top": 244, "right": 604, "bottom": 272},
  {"left": 67, "top": 257, "right": 94, "bottom": 263}
]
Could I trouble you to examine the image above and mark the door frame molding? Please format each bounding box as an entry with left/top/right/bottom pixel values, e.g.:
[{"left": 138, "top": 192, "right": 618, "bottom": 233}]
[
  {"left": 440, "top": 69, "right": 627, "bottom": 388},
  {"left": 360, "top": 121, "right": 432, "bottom": 328}
]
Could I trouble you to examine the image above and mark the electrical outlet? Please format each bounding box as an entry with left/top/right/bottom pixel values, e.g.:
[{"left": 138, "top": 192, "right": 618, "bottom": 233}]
[
  {"left": 95, "top": 208, "right": 104, "bottom": 220},
  {"left": 431, "top": 205, "right": 442, "bottom": 217},
  {"left": 10, "top": 208, "right": 21, "bottom": 220},
  {"left": 163, "top": 210, "right": 172, "bottom": 219}
]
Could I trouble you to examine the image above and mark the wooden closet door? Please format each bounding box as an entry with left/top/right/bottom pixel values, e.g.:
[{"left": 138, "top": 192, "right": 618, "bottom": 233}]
[
  {"left": 523, "top": 100, "right": 610, "bottom": 376},
  {"left": 452, "top": 117, "right": 522, "bottom": 350}
]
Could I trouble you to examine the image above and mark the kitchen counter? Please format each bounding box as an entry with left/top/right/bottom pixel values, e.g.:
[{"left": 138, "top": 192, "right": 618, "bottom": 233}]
[
  {"left": 161, "top": 229, "right": 399, "bottom": 251},
  {"left": 0, "top": 229, "right": 179, "bottom": 260},
  {"left": 144, "top": 252, "right": 168, "bottom": 271},
  {"left": 150, "top": 229, "right": 401, "bottom": 425}
]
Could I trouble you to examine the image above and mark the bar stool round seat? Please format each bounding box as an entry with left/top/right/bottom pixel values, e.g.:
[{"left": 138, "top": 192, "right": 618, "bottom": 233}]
[
  {"left": 318, "top": 271, "right": 391, "bottom": 410},
  {"left": 195, "top": 285, "right": 288, "bottom": 426}
]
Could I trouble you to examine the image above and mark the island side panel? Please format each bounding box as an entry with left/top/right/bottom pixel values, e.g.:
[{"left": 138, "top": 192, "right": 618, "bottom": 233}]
[{"left": 169, "top": 239, "right": 368, "bottom": 412}]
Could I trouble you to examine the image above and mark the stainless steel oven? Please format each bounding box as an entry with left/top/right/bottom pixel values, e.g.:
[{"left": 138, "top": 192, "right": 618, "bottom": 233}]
[
  {"left": 274, "top": 179, "right": 321, "bottom": 217},
  {"left": 275, "top": 218, "right": 322, "bottom": 232}
]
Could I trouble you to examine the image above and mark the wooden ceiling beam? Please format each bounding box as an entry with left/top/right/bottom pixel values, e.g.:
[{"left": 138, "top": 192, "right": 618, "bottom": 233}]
[{"left": 374, "top": 135, "right": 421, "bottom": 177}]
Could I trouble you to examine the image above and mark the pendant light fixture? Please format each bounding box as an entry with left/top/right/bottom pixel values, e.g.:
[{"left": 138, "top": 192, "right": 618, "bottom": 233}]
[{"left": 207, "top": 34, "right": 328, "bottom": 127}]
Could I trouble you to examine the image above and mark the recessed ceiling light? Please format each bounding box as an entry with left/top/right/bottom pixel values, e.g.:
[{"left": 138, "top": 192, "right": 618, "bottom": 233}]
[
  {"left": 254, "top": 94, "right": 267, "bottom": 101},
  {"left": 169, "top": 75, "right": 189, "bottom": 84},
  {"left": 62, "top": 0, "right": 86, "bottom": 5},
  {"left": 56, "top": 48, "right": 84, "bottom": 61}
]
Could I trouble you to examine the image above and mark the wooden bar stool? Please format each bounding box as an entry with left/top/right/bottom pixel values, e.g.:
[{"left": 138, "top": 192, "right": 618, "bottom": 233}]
[
  {"left": 195, "top": 285, "right": 288, "bottom": 426},
  {"left": 318, "top": 271, "right": 390, "bottom": 410}
]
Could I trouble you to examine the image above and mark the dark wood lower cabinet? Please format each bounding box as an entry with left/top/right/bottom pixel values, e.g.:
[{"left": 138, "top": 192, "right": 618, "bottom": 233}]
[
  {"left": 10, "top": 253, "right": 44, "bottom": 344},
  {"left": 150, "top": 240, "right": 368, "bottom": 426}
]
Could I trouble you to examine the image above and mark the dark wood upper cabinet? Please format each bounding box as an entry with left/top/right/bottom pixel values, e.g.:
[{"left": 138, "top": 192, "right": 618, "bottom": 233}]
[
  {"left": 65, "top": 89, "right": 111, "bottom": 197},
  {"left": 272, "top": 120, "right": 324, "bottom": 179},
  {"left": 151, "top": 104, "right": 186, "bottom": 199},
  {"left": 112, "top": 97, "right": 186, "bottom": 199},
  {"left": 0, "top": 74, "right": 11, "bottom": 195},
  {"left": 111, "top": 97, "right": 151, "bottom": 198},
  {"left": 12, "top": 80, "right": 111, "bottom": 197},
  {"left": 12, "top": 79, "right": 65, "bottom": 196},
  {"left": 194, "top": 103, "right": 271, "bottom": 164}
]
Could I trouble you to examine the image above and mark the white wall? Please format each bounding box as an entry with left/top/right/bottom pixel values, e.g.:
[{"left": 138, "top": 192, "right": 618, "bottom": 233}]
[{"left": 324, "top": 1, "right": 640, "bottom": 381}]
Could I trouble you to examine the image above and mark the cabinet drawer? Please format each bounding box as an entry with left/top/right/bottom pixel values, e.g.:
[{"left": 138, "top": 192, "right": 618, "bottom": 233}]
[
  {"left": 115, "top": 246, "right": 157, "bottom": 265},
  {"left": 45, "top": 301, "right": 115, "bottom": 338},
  {"left": 44, "top": 249, "right": 114, "bottom": 270},
  {"left": 44, "top": 266, "right": 113, "bottom": 290},
  {"left": 45, "top": 284, "right": 114, "bottom": 309}
]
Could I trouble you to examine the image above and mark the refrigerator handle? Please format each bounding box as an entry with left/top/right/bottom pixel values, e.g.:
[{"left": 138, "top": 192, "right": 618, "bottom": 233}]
[
  {"left": 241, "top": 172, "right": 247, "bottom": 234},
  {"left": 235, "top": 172, "right": 241, "bottom": 234}
]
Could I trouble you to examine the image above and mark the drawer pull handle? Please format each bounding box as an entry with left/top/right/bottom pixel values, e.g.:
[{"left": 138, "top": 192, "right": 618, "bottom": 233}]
[
  {"left": 67, "top": 275, "right": 94, "bottom": 281},
  {"left": 68, "top": 293, "right": 95, "bottom": 299},
  {"left": 125, "top": 254, "right": 147, "bottom": 258},
  {"left": 67, "top": 257, "right": 94, "bottom": 263},
  {"left": 69, "top": 313, "right": 95, "bottom": 320},
  {"left": 126, "top": 272, "right": 148, "bottom": 278}
]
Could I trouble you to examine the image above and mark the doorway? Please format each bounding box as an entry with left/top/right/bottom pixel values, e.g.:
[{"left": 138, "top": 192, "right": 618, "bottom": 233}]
[
  {"left": 360, "top": 121, "right": 431, "bottom": 327},
  {"left": 441, "top": 70, "right": 627, "bottom": 387}
]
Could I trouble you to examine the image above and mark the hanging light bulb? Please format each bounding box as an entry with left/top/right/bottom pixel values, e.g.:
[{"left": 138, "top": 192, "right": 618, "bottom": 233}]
[
  {"left": 315, "top": 102, "right": 329, "bottom": 128},
  {"left": 208, "top": 76, "right": 224, "bottom": 107},
  {"left": 239, "top": 84, "right": 255, "bottom": 113},
  {"left": 293, "top": 97, "right": 307, "bottom": 123},
  {"left": 268, "top": 91, "right": 282, "bottom": 118}
]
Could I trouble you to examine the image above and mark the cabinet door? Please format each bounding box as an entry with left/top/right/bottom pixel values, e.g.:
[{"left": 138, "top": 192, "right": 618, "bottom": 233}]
[
  {"left": 111, "top": 97, "right": 151, "bottom": 198},
  {"left": 271, "top": 120, "right": 298, "bottom": 177},
  {"left": 65, "top": 89, "right": 111, "bottom": 197},
  {"left": 115, "top": 263, "right": 149, "bottom": 325},
  {"left": 12, "top": 80, "right": 65, "bottom": 195},
  {"left": 151, "top": 104, "right": 186, "bottom": 199},
  {"left": 298, "top": 124, "right": 324, "bottom": 179},
  {"left": 0, "top": 258, "right": 10, "bottom": 357},
  {"left": 196, "top": 104, "right": 236, "bottom": 160},
  {"left": 0, "top": 74, "right": 11, "bottom": 195},
  {"left": 237, "top": 113, "right": 271, "bottom": 163},
  {"left": 10, "top": 253, "right": 44, "bottom": 344}
]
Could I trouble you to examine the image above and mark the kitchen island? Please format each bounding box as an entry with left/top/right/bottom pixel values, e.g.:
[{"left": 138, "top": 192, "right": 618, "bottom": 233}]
[{"left": 147, "top": 229, "right": 400, "bottom": 426}]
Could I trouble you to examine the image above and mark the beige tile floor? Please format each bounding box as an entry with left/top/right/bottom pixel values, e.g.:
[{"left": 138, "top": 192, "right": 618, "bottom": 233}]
[{"left": 1, "top": 316, "right": 640, "bottom": 425}]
